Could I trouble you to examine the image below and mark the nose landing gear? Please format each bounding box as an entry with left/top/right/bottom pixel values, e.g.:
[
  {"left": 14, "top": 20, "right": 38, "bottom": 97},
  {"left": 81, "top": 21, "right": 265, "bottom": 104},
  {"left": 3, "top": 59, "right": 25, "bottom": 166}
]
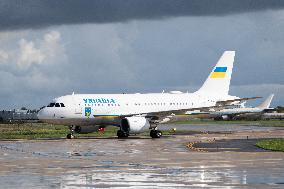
[
  {"left": 67, "top": 125, "right": 75, "bottom": 139},
  {"left": 66, "top": 133, "right": 74, "bottom": 139}
]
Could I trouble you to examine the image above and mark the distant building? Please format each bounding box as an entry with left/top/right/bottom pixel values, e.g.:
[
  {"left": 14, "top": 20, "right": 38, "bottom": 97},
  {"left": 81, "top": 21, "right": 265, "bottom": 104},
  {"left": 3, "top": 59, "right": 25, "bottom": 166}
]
[
  {"left": 0, "top": 109, "right": 39, "bottom": 122},
  {"left": 262, "top": 112, "right": 284, "bottom": 120}
]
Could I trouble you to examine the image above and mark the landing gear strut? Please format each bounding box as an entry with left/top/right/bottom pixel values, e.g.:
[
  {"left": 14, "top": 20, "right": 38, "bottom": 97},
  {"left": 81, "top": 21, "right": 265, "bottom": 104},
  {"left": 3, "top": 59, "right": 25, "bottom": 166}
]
[
  {"left": 118, "top": 119, "right": 130, "bottom": 138},
  {"left": 67, "top": 125, "right": 75, "bottom": 139},
  {"left": 150, "top": 129, "right": 162, "bottom": 138}
]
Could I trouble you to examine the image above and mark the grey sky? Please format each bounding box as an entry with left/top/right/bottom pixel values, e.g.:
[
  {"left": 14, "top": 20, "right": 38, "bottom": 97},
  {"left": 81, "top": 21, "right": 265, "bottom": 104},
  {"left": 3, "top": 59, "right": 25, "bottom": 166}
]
[
  {"left": 0, "top": 1, "right": 283, "bottom": 109},
  {"left": 1, "top": 0, "right": 284, "bottom": 30}
]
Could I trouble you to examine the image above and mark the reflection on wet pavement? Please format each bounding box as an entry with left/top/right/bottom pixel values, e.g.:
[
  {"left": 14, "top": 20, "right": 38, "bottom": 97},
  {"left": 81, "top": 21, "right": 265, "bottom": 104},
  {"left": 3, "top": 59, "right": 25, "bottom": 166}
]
[{"left": 0, "top": 124, "right": 284, "bottom": 188}]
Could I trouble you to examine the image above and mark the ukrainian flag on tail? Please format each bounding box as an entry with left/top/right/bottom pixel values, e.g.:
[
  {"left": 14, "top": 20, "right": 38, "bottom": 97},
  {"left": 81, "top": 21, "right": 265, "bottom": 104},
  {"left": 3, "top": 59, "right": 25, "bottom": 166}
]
[{"left": 210, "top": 67, "right": 227, "bottom": 78}]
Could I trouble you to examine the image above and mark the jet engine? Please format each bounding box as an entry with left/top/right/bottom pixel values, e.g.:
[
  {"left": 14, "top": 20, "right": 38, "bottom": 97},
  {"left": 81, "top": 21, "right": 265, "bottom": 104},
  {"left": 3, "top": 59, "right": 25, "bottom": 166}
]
[
  {"left": 214, "top": 115, "right": 231, "bottom": 121},
  {"left": 121, "top": 116, "right": 150, "bottom": 134},
  {"left": 74, "top": 125, "right": 101, "bottom": 134},
  {"left": 221, "top": 115, "right": 229, "bottom": 120}
]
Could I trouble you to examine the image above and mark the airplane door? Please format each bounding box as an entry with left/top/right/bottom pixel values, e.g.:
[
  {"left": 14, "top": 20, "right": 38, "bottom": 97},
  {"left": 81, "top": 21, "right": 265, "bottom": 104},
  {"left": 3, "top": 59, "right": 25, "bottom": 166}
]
[
  {"left": 75, "top": 105, "right": 82, "bottom": 114},
  {"left": 73, "top": 96, "right": 82, "bottom": 114}
]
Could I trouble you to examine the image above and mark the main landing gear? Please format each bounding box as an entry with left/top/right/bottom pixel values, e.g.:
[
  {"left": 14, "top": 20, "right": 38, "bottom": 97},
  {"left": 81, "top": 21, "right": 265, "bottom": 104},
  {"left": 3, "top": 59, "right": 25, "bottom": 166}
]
[
  {"left": 116, "top": 128, "right": 162, "bottom": 138},
  {"left": 150, "top": 129, "right": 162, "bottom": 138},
  {"left": 117, "top": 130, "right": 129, "bottom": 138}
]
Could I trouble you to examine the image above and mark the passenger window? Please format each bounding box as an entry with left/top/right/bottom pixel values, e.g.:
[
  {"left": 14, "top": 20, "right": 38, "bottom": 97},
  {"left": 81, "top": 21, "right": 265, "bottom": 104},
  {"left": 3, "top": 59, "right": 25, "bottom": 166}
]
[
  {"left": 55, "top": 103, "right": 60, "bottom": 107},
  {"left": 60, "top": 103, "right": 65, "bottom": 107}
]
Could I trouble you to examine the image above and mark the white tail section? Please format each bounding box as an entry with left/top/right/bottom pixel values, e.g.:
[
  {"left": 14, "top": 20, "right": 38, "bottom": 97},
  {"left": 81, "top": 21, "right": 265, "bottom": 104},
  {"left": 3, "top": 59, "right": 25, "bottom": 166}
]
[
  {"left": 195, "top": 51, "right": 235, "bottom": 97},
  {"left": 257, "top": 94, "right": 274, "bottom": 109}
]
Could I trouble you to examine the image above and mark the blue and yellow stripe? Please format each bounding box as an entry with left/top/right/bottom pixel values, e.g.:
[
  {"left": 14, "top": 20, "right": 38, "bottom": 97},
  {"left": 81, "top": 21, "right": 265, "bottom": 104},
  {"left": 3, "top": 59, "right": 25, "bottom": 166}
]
[
  {"left": 93, "top": 115, "right": 120, "bottom": 119},
  {"left": 210, "top": 67, "right": 227, "bottom": 78}
]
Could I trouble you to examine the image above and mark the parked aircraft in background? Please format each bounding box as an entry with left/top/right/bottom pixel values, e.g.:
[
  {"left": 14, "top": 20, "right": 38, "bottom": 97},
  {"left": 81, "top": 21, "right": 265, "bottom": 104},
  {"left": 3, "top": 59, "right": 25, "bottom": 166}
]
[
  {"left": 186, "top": 94, "right": 274, "bottom": 120},
  {"left": 38, "top": 51, "right": 257, "bottom": 139},
  {"left": 211, "top": 94, "right": 274, "bottom": 120}
]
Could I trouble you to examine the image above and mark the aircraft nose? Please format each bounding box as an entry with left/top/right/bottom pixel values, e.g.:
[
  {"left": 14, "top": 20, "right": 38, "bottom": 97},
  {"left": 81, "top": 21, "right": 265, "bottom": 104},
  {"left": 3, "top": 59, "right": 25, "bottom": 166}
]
[{"left": 37, "top": 108, "right": 50, "bottom": 120}]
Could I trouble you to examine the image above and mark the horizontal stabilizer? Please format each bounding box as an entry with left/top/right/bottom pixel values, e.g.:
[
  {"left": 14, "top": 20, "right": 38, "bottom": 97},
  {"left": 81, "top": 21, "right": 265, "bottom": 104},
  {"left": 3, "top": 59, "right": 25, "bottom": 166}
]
[{"left": 215, "top": 96, "right": 262, "bottom": 106}]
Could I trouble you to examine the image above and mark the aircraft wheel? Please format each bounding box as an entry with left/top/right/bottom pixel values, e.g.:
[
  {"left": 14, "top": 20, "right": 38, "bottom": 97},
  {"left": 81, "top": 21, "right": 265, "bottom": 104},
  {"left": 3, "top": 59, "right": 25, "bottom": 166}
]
[
  {"left": 66, "top": 133, "right": 74, "bottom": 139},
  {"left": 150, "top": 130, "right": 162, "bottom": 138},
  {"left": 117, "top": 130, "right": 129, "bottom": 138}
]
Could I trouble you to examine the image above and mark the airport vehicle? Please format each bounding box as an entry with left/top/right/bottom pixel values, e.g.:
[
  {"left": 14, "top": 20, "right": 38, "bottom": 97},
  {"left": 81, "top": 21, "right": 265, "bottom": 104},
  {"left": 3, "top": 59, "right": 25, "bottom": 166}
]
[{"left": 38, "top": 51, "right": 250, "bottom": 139}]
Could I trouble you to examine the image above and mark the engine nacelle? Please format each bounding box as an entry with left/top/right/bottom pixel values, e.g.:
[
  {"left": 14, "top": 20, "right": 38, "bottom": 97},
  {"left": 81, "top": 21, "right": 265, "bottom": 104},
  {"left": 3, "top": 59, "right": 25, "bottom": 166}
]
[
  {"left": 221, "top": 115, "right": 229, "bottom": 120},
  {"left": 121, "top": 116, "right": 150, "bottom": 134},
  {"left": 213, "top": 115, "right": 229, "bottom": 120},
  {"left": 74, "top": 125, "right": 101, "bottom": 134}
]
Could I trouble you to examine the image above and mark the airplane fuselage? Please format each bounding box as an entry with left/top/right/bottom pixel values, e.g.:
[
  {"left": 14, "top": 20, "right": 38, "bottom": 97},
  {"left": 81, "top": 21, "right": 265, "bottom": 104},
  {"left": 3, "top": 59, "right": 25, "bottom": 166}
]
[
  {"left": 38, "top": 93, "right": 233, "bottom": 126},
  {"left": 37, "top": 51, "right": 237, "bottom": 138},
  {"left": 212, "top": 107, "right": 263, "bottom": 115}
]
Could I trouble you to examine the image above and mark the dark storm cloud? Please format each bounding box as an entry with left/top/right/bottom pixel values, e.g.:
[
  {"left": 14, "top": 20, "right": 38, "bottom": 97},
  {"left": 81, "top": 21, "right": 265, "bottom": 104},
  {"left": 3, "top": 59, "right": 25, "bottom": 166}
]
[{"left": 1, "top": 0, "right": 284, "bottom": 31}]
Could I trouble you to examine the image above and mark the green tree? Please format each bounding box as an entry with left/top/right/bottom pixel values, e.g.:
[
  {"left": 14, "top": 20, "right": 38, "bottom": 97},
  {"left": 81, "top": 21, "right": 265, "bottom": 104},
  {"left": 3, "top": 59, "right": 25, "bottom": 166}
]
[{"left": 276, "top": 106, "right": 284, "bottom": 113}]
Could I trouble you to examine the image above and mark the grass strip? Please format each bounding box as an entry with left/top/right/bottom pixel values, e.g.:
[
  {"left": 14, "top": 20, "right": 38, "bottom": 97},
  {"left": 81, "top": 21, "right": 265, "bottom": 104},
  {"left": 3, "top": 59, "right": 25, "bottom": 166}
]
[
  {"left": 256, "top": 139, "right": 284, "bottom": 152},
  {"left": 0, "top": 123, "right": 119, "bottom": 139},
  {"left": 0, "top": 123, "right": 200, "bottom": 139}
]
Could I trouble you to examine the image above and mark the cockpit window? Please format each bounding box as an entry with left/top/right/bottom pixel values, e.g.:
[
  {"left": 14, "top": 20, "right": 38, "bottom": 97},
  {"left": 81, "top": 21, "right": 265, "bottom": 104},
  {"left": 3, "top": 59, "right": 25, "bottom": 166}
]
[
  {"left": 47, "top": 103, "right": 55, "bottom": 107},
  {"left": 47, "top": 102, "right": 65, "bottom": 107}
]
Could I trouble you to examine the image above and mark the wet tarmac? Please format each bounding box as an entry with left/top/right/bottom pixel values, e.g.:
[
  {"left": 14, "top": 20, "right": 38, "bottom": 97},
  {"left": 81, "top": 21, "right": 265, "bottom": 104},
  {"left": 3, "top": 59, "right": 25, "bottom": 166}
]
[{"left": 0, "top": 124, "right": 284, "bottom": 188}]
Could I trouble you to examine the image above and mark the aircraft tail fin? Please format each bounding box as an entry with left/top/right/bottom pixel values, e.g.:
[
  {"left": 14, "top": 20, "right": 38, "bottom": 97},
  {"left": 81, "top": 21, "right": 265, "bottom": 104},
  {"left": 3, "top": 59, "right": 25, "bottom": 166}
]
[
  {"left": 195, "top": 51, "right": 235, "bottom": 97},
  {"left": 257, "top": 94, "right": 274, "bottom": 109}
]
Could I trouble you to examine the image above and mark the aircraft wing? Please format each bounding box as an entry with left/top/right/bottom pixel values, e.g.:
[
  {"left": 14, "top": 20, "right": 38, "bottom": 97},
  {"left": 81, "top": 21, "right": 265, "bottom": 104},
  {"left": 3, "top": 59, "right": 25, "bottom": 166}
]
[
  {"left": 119, "top": 96, "right": 262, "bottom": 122},
  {"left": 120, "top": 105, "right": 226, "bottom": 123},
  {"left": 146, "top": 107, "right": 216, "bottom": 117},
  {"left": 215, "top": 96, "right": 262, "bottom": 106}
]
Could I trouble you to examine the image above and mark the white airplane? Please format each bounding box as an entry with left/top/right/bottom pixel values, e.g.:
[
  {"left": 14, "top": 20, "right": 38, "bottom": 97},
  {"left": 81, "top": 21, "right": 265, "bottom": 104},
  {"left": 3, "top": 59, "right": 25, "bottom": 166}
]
[
  {"left": 38, "top": 51, "right": 248, "bottom": 139},
  {"left": 211, "top": 94, "right": 274, "bottom": 120}
]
